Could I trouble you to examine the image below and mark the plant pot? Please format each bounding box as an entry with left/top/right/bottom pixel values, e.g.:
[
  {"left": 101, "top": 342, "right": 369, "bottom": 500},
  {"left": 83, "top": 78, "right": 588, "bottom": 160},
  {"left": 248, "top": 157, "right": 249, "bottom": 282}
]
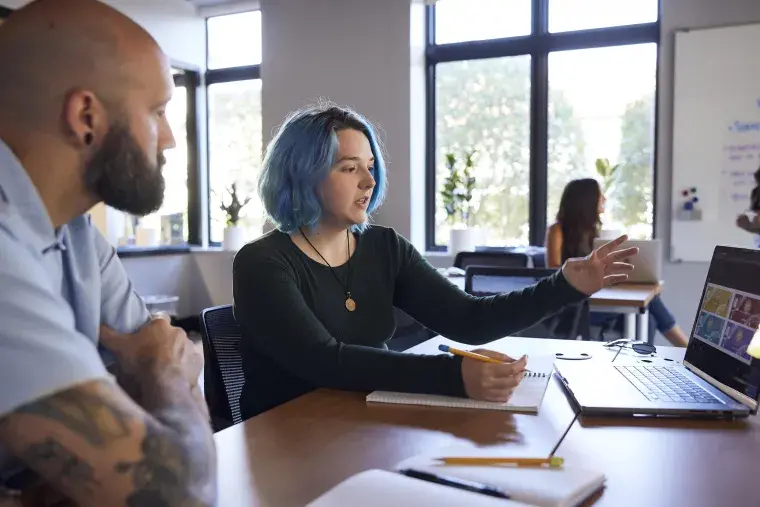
[
  {"left": 448, "top": 227, "right": 481, "bottom": 255},
  {"left": 223, "top": 225, "right": 246, "bottom": 251}
]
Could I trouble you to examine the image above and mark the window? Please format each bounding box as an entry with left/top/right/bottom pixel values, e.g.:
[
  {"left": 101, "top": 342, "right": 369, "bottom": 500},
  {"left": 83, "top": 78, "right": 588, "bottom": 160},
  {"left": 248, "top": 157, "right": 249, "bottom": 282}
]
[
  {"left": 547, "top": 44, "right": 657, "bottom": 239},
  {"left": 435, "top": 0, "right": 531, "bottom": 44},
  {"left": 207, "top": 11, "right": 262, "bottom": 69},
  {"left": 549, "top": 0, "right": 658, "bottom": 33},
  {"left": 208, "top": 80, "right": 263, "bottom": 244},
  {"left": 435, "top": 56, "right": 532, "bottom": 246},
  {"left": 427, "top": 0, "right": 659, "bottom": 250},
  {"left": 134, "top": 85, "right": 189, "bottom": 245},
  {"left": 122, "top": 66, "right": 201, "bottom": 248},
  {"left": 206, "top": 11, "right": 263, "bottom": 245}
]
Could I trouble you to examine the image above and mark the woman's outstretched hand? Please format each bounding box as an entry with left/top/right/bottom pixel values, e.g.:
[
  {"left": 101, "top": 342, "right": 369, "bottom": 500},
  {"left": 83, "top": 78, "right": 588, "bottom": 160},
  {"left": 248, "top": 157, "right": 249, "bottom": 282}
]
[{"left": 562, "top": 235, "right": 638, "bottom": 295}]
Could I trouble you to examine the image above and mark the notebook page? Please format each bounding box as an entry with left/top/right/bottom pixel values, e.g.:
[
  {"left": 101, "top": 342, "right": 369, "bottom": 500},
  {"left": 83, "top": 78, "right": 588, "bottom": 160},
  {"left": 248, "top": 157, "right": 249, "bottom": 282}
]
[
  {"left": 396, "top": 453, "right": 606, "bottom": 507},
  {"left": 366, "top": 356, "right": 555, "bottom": 413},
  {"left": 306, "top": 469, "right": 532, "bottom": 507}
]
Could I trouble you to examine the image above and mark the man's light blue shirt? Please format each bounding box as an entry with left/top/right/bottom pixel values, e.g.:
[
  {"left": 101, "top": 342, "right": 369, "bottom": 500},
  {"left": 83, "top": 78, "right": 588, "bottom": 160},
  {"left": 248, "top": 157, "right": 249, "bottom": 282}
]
[{"left": 0, "top": 139, "right": 150, "bottom": 475}]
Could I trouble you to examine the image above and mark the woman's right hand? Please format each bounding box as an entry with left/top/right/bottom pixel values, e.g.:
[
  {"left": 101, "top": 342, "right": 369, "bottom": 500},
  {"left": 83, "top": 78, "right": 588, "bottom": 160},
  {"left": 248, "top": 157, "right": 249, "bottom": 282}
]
[{"left": 461, "top": 350, "right": 528, "bottom": 402}]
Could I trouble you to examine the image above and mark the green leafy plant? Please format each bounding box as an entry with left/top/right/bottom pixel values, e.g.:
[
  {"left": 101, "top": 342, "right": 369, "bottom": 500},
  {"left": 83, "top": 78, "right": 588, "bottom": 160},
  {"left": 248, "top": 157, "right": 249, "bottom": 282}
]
[
  {"left": 440, "top": 149, "right": 477, "bottom": 227},
  {"left": 595, "top": 157, "right": 620, "bottom": 195},
  {"left": 219, "top": 182, "right": 252, "bottom": 227}
]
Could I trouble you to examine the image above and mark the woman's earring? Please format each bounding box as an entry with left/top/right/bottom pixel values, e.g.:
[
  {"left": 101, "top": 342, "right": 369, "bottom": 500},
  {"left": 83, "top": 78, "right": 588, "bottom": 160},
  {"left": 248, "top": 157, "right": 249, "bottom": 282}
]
[{"left": 84, "top": 132, "right": 93, "bottom": 146}]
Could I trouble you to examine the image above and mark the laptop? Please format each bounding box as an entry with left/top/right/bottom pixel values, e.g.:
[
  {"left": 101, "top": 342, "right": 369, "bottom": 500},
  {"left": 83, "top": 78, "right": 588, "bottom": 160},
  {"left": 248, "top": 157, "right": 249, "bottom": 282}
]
[
  {"left": 554, "top": 246, "right": 760, "bottom": 418},
  {"left": 593, "top": 238, "right": 662, "bottom": 283}
]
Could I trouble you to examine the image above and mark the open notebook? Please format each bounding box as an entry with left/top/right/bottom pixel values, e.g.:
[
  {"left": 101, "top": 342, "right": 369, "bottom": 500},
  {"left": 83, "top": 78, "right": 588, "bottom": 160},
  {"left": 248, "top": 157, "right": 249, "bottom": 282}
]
[
  {"left": 307, "top": 449, "right": 605, "bottom": 507},
  {"left": 366, "top": 356, "right": 555, "bottom": 413}
]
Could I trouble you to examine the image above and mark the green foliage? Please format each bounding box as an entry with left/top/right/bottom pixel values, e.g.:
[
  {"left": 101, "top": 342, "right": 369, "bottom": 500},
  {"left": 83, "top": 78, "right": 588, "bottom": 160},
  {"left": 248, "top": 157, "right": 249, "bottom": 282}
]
[
  {"left": 440, "top": 150, "right": 478, "bottom": 227},
  {"left": 219, "top": 182, "right": 252, "bottom": 226},
  {"left": 615, "top": 92, "right": 655, "bottom": 229},
  {"left": 594, "top": 157, "right": 620, "bottom": 195}
]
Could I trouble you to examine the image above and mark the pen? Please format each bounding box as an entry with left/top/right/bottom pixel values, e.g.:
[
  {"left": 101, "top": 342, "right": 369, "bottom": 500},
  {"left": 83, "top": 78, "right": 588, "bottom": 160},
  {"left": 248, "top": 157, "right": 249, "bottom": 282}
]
[
  {"left": 398, "top": 468, "right": 511, "bottom": 499},
  {"left": 438, "top": 344, "right": 531, "bottom": 372},
  {"left": 435, "top": 456, "right": 565, "bottom": 468}
]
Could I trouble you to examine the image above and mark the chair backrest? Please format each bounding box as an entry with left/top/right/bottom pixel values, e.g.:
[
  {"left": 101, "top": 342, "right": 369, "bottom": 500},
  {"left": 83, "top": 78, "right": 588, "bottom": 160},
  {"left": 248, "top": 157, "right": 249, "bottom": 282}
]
[
  {"left": 200, "top": 305, "right": 244, "bottom": 430},
  {"left": 454, "top": 251, "right": 530, "bottom": 271},
  {"left": 464, "top": 266, "right": 589, "bottom": 340}
]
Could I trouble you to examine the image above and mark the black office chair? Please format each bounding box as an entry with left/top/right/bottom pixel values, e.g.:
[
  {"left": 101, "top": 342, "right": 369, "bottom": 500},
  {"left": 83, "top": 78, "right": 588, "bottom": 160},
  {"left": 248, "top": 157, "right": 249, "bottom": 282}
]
[
  {"left": 454, "top": 250, "right": 530, "bottom": 271},
  {"left": 200, "top": 305, "right": 244, "bottom": 432},
  {"left": 464, "top": 266, "right": 590, "bottom": 340}
]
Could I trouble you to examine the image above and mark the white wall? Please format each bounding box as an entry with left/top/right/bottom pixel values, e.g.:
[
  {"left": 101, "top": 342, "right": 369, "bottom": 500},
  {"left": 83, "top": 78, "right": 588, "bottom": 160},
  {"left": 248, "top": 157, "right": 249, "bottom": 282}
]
[
  {"left": 0, "top": 0, "right": 205, "bottom": 67},
  {"left": 260, "top": 0, "right": 425, "bottom": 244},
  {"left": 656, "top": 0, "right": 760, "bottom": 337}
]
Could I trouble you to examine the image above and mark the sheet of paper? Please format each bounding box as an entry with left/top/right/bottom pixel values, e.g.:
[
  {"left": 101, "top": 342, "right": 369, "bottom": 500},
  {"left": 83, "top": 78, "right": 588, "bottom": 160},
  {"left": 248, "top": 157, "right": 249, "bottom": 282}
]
[{"left": 306, "top": 469, "right": 532, "bottom": 507}]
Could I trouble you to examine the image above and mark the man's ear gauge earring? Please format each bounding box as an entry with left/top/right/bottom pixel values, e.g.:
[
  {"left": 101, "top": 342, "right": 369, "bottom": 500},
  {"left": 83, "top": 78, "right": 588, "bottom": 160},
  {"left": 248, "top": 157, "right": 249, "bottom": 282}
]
[{"left": 84, "top": 132, "right": 93, "bottom": 146}]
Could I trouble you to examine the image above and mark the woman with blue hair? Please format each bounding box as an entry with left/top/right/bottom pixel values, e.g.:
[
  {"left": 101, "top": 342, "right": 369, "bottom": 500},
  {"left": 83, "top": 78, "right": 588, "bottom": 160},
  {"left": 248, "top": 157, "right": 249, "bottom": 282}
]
[{"left": 233, "top": 103, "right": 637, "bottom": 420}]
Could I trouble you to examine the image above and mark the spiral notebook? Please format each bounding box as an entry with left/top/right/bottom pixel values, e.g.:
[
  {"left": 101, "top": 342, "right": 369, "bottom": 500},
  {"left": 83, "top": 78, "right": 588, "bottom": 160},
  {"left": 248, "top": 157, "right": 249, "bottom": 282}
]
[{"left": 366, "top": 357, "right": 554, "bottom": 413}]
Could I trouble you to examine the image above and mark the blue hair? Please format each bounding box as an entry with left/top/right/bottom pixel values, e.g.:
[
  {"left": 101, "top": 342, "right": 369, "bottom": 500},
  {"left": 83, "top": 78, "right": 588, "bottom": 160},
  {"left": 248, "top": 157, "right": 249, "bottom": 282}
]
[{"left": 258, "top": 103, "right": 388, "bottom": 233}]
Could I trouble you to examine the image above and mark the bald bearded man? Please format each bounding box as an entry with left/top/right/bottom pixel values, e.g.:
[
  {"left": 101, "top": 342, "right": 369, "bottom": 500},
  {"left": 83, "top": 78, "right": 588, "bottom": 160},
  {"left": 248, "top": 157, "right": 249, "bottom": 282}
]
[{"left": 0, "top": 1, "right": 215, "bottom": 506}]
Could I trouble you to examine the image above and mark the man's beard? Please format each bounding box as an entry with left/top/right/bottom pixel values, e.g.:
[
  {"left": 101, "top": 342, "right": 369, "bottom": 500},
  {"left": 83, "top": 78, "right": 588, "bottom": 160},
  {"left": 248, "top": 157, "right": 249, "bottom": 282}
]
[{"left": 83, "top": 121, "right": 166, "bottom": 216}]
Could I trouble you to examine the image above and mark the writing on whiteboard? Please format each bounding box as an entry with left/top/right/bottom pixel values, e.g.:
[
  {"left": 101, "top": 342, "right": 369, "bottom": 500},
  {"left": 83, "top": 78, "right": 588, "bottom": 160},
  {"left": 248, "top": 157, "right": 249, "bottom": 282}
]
[
  {"left": 729, "top": 121, "right": 760, "bottom": 133},
  {"left": 723, "top": 142, "right": 759, "bottom": 204}
]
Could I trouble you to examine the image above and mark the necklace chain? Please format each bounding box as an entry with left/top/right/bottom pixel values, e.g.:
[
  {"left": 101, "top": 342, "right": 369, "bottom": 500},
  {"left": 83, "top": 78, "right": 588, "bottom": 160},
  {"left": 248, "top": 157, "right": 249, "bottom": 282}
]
[{"left": 300, "top": 228, "right": 355, "bottom": 311}]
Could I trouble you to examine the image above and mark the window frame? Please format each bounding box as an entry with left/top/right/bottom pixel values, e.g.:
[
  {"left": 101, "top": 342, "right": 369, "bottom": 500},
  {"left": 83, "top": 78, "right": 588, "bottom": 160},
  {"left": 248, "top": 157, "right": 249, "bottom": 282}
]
[
  {"left": 171, "top": 63, "right": 203, "bottom": 247},
  {"left": 425, "top": 0, "right": 660, "bottom": 251},
  {"left": 204, "top": 11, "right": 262, "bottom": 247}
]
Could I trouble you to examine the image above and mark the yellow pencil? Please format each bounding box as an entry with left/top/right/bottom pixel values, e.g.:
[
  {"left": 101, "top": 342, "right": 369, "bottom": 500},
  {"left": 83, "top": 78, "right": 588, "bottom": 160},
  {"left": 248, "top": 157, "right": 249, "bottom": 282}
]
[
  {"left": 438, "top": 344, "right": 531, "bottom": 371},
  {"left": 436, "top": 456, "right": 564, "bottom": 468}
]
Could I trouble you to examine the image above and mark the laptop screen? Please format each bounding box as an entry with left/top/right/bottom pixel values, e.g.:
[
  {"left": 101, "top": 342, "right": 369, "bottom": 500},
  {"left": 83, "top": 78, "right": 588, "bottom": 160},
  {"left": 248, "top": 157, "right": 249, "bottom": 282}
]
[
  {"left": 685, "top": 246, "right": 760, "bottom": 405},
  {"left": 469, "top": 275, "right": 542, "bottom": 296}
]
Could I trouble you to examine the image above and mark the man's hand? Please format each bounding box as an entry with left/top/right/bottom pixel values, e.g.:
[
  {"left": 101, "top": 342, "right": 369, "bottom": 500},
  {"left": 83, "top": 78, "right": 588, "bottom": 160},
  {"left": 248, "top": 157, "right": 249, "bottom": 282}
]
[
  {"left": 461, "top": 350, "right": 527, "bottom": 402},
  {"left": 100, "top": 320, "right": 207, "bottom": 418}
]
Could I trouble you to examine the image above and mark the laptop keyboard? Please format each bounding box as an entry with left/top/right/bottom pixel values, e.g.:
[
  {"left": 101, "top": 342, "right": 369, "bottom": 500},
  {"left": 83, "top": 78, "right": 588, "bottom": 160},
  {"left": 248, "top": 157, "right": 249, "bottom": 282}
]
[{"left": 615, "top": 365, "right": 719, "bottom": 403}]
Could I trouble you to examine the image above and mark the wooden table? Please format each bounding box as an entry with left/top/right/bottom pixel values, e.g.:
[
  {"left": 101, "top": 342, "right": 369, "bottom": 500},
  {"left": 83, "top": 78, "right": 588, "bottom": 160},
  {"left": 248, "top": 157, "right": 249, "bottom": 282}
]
[
  {"left": 213, "top": 337, "right": 760, "bottom": 507},
  {"left": 445, "top": 275, "right": 662, "bottom": 343},
  {"left": 556, "top": 341, "right": 760, "bottom": 507},
  {"left": 213, "top": 336, "right": 579, "bottom": 507}
]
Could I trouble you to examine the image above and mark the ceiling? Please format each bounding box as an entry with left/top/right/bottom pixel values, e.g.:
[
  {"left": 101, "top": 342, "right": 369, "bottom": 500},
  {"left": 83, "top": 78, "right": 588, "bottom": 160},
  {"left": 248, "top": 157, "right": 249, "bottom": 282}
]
[{"left": 186, "top": 0, "right": 235, "bottom": 6}]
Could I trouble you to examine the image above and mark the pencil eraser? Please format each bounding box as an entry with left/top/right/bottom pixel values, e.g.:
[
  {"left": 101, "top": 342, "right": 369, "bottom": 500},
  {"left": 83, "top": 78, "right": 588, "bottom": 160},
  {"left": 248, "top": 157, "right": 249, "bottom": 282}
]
[{"left": 438, "top": 344, "right": 450, "bottom": 352}]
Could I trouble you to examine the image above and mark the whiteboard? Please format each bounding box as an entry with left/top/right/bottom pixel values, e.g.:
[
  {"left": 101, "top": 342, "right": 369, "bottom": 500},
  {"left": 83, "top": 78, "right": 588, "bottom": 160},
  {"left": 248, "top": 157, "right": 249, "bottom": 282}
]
[{"left": 671, "top": 23, "right": 760, "bottom": 262}]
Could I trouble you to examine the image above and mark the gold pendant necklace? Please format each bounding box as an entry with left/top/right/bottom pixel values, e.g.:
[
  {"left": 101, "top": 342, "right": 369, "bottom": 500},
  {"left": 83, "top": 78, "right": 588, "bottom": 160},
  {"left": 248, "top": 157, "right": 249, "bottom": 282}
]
[{"left": 301, "top": 228, "right": 356, "bottom": 312}]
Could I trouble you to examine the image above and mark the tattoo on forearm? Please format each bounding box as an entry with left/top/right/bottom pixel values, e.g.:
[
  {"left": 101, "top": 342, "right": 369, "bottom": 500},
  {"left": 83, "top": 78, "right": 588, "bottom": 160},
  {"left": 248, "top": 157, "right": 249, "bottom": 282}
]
[
  {"left": 16, "top": 391, "right": 131, "bottom": 447},
  {"left": 115, "top": 422, "right": 208, "bottom": 507},
  {"left": 20, "top": 438, "right": 98, "bottom": 496}
]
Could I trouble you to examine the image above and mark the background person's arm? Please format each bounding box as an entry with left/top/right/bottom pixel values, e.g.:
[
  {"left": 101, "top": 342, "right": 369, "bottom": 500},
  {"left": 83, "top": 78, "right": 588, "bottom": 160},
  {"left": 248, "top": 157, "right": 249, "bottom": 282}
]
[{"left": 544, "top": 223, "right": 564, "bottom": 268}]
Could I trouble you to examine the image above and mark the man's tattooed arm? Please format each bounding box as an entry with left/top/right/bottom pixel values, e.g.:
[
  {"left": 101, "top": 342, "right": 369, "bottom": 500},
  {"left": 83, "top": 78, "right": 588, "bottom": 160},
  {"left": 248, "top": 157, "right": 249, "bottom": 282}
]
[{"left": 0, "top": 378, "right": 216, "bottom": 507}]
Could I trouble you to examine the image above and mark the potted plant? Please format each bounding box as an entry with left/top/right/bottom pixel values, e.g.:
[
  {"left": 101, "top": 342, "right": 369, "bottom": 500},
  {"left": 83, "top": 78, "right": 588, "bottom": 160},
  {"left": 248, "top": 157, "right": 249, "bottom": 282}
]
[
  {"left": 441, "top": 149, "right": 483, "bottom": 254},
  {"left": 219, "top": 182, "right": 252, "bottom": 251},
  {"left": 594, "top": 158, "right": 622, "bottom": 239}
]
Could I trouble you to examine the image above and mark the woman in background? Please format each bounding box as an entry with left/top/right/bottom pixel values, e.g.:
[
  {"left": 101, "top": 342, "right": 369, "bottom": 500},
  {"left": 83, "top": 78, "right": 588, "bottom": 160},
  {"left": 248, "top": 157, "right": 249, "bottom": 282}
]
[
  {"left": 545, "top": 178, "right": 688, "bottom": 347},
  {"left": 736, "top": 166, "right": 760, "bottom": 247},
  {"left": 232, "top": 104, "right": 637, "bottom": 420}
]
